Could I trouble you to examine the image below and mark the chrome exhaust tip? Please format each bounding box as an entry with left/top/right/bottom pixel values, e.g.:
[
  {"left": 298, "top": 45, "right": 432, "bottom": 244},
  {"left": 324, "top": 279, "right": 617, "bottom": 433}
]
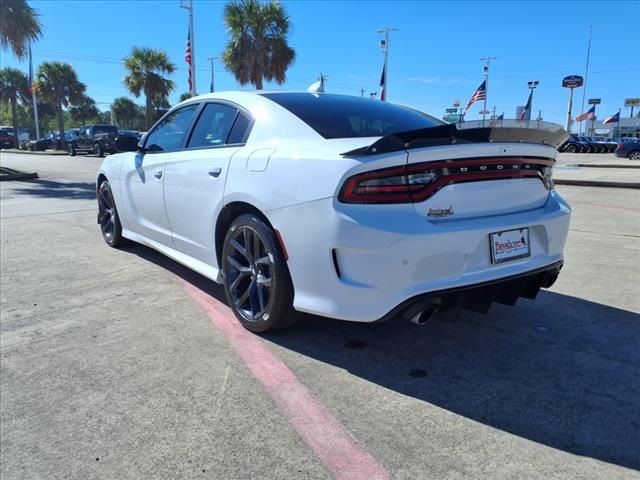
[{"left": 409, "top": 304, "right": 440, "bottom": 326}]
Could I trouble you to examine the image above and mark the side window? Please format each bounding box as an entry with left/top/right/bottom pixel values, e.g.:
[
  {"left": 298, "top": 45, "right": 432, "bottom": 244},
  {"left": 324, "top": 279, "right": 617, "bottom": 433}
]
[
  {"left": 187, "top": 103, "right": 238, "bottom": 149},
  {"left": 145, "top": 104, "right": 199, "bottom": 152},
  {"left": 227, "top": 112, "right": 251, "bottom": 144}
]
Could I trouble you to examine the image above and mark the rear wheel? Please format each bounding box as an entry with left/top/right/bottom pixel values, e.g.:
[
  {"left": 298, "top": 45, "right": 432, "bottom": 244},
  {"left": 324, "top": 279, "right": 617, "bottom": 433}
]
[
  {"left": 565, "top": 144, "right": 576, "bottom": 153},
  {"left": 97, "top": 181, "right": 126, "bottom": 247},
  {"left": 94, "top": 143, "right": 104, "bottom": 157},
  {"left": 222, "top": 214, "right": 298, "bottom": 333}
]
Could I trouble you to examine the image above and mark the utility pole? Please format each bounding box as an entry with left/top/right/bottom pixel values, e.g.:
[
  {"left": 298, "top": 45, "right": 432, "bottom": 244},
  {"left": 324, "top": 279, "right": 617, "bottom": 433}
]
[
  {"left": 480, "top": 56, "right": 497, "bottom": 122},
  {"left": 207, "top": 56, "right": 218, "bottom": 93},
  {"left": 579, "top": 25, "right": 592, "bottom": 135},
  {"left": 377, "top": 27, "right": 398, "bottom": 101},
  {"left": 180, "top": 0, "right": 196, "bottom": 96},
  {"left": 360, "top": 87, "right": 366, "bottom": 97},
  {"left": 491, "top": 106, "right": 496, "bottom": 119},
  {"left": 28, "top": 43, "right": 40, "bottom": 140}
]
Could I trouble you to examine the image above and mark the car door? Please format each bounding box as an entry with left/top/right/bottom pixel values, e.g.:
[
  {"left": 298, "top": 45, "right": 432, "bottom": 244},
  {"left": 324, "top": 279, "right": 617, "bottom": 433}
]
[
  {"left": 163, "top": 102, "right": 251, "bottom": 266},
  {"left": 120, "top": 103, "right": 199, "bottom": 247}
]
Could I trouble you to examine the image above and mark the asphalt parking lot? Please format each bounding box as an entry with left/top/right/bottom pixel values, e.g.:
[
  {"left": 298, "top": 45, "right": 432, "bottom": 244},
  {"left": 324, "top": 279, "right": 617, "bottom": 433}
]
[{"left": 1, "top": 151, "right": 639, "bottom": 479}]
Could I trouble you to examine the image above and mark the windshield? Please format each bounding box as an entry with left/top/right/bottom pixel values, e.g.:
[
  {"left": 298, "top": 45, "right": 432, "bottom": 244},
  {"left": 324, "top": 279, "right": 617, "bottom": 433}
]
[
  {"left": 94, "top": 126, "right": 117, "bottom": 135},
  {"left": 261, "top": 92, "right": 443, "bottom": 139}
]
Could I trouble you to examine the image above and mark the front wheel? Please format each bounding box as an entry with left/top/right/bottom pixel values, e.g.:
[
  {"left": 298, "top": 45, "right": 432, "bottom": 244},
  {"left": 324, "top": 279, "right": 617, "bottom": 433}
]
[
  {"left": 565, "top": 144, "right": 576, "bottom": 153},
  {"left": 97, "top": 181, "right": 126, "bottom": 247},
  {"left": 629, "top": 150, "right": 640, "bottom": 161},
  {"left": 68, "top": 143, "right": 76, "bottom": 156},
  {"left": 222, "top": 214, "right": 298, "bottom": 333}
]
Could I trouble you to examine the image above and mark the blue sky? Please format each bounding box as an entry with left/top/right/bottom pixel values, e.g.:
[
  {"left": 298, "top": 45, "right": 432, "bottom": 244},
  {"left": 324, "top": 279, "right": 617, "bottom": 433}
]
[{"left": 2, "top": 0, "right": 639, "bottom": 128}]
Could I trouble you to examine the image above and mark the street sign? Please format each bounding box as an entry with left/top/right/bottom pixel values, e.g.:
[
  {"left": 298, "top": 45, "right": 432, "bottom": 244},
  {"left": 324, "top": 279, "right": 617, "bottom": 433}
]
[
  {"left": 588, "top": 98, "right": 601, "bottom": 105},
  {"left": 562, "top": 75, "right": 584, "bottom": 88},
  {"left": 453, "top": 99, "right": 460, "bottom": 108},
  {"left": 443, "top": 114, "right": 462, "bottom": 123},
  {"left": 479, "top": 109, "right": 490, "bottom": 115},
  {"left": 445, "top": 108, "right": 458, "bottom": 113},
  {"left": 624, "top": 98, "right": 640, "bottom": 107}
]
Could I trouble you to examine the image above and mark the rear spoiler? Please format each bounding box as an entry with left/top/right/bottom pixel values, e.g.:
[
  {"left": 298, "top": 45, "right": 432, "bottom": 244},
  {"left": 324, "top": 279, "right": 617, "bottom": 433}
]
[{"left": 342, "top": 120, "right": 568, "bottom": 157}]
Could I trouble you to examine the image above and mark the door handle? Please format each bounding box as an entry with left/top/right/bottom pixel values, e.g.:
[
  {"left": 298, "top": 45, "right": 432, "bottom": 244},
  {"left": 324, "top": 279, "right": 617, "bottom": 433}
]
[
  {"left": 154, "top": 170, "right": 163, "bottom": 179},
  {"left": 208, "top": 167, "right": 222, "bottom": 178}
]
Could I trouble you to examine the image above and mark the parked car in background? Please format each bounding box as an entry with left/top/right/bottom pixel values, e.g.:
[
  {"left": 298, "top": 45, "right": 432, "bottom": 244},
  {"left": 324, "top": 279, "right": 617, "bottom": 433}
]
[
  {"left": 23, "top": 137, "right": 52, "bottom": 151},
  {"left": 117, "top": 129, "right": 142, "bottom": 140},
  {"left": 68, "top": 125, "right": 118, "bottom": 157},
  {"left": 0, "top": 126, "right": 16, "bottom": 148},
  {"left": 615, "top": 139, "right": 640, "bottom": 160},
  {"left": 560, "top": 135, "right": 588, "bottom": 153}
]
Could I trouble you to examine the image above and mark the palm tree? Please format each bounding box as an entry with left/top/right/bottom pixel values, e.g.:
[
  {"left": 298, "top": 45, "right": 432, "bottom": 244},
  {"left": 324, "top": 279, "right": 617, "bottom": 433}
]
[
  {"left": 123, "top": 47, "right": 175, "bottom": 129},
  {"left": 222, "top": 0, "right": 295, "bottom": 90},
  {"left": 69, "top": 95, "right": 99, "bottom": 125},
  {"left": 111, "top": 97, "right": 140, "bottom": 128},
  {"left": 0, "top": 67, "right": 29, "bottom": 146},
  {"left": 0, "top": 0, "right": 42, "bottom": 60},
  {"left": 35, "top": 61, "right": 86, "bottom": 146}
]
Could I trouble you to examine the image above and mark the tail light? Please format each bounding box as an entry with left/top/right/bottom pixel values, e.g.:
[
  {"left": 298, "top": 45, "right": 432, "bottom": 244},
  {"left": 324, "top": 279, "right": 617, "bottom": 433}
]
[
  {"left": 338, "top": 157, "right": 554, "bottom": 204},
  {"left": 616, "top": 143, "right": 623, "bottom": 151}
]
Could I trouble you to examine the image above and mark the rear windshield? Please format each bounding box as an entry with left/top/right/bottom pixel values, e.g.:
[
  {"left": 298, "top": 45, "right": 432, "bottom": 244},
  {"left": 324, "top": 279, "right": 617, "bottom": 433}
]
[
  {"left": 261, "top": 93, "right": 442, "bottom": 139},
  {"left": 94, "top": 126, "right": 117, "bottom": 135}
]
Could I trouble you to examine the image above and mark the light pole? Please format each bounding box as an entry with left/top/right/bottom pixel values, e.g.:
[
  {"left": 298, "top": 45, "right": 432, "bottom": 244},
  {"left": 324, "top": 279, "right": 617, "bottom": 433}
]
[
  {"left": 527, "top": 80, "right": 539, "bottom": 121},
  {"left": 207, "top": 56, "right": 218, "bottom": 92},
  {"left": 180, "top": 0, "right": 196, "bottom": 96},
  {"left": 480, "top": 56, "right": 497, "bottom": 122},
  {"left": 377, "top": 27, "right": 398, "bottom": 101}
]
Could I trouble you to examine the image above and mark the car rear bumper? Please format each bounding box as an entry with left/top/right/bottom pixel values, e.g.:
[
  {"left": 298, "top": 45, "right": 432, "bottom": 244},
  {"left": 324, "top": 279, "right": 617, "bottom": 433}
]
[{"left": 269, "top": 190, "right": 571, "bottom": 323}]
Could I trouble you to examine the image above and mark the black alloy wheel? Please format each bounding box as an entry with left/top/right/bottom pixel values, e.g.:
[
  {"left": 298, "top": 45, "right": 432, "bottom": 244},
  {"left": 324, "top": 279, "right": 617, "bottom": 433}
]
[
  {"left": 97, "top": 181, "right": 126, "bottom": 247},
  {"left": 222, "top": 214, "right": 297, "bottom": 333},
  {"left": 68, "top": 143, "right": 76, "bottom": 156}
]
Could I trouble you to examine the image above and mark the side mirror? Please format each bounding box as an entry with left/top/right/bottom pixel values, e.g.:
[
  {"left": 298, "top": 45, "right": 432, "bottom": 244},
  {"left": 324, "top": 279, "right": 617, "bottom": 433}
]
[{"left": 115, "top": 136, "right": 139, "bottom": 152}]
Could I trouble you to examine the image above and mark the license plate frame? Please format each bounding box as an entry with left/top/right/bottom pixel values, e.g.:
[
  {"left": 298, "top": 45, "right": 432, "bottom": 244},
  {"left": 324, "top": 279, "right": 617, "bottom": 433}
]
[{"left": 490, "top": 228, "right": 531, "bottom": 264}]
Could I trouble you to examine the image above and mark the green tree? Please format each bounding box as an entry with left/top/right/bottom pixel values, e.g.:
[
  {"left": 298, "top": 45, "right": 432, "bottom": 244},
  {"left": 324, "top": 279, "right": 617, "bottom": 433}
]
[
  {"left": 222, "top": 0, "right": 295, "bottom": 90},
  {"left": 0, "top": 0, "right": 42, "bottom": 60},
  {"left": 111, "top": 97, "right": 140, "bottom": 128},
  {"left": 0, "top": 67, "right": 29, "bottom": 146},
  {"left": 123, "top": 47, "right": 175, "bottom": 129},
  {"left": 178, "top": 92, "right": 191, "bottom": 102},
  {"left": 35, "top": 61, "right": 86, "bottom": 146},
  {"left": 69, "top": 95, "right": 99, "bottom": 125}
]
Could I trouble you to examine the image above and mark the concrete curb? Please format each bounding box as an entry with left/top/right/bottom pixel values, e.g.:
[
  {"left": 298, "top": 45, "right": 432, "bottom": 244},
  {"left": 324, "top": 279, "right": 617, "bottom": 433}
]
[
  {"left": 567, "top": 163, "right": 640, "bottom": 169},
  {"left": 554, "top": 179, "right": 640, "bottom": 189},
  {"left": 0, "top": 172, "right": 39, "bottom": 181},
  {"left": 0, "top": 149, "right": 67, "bottom": 156}
]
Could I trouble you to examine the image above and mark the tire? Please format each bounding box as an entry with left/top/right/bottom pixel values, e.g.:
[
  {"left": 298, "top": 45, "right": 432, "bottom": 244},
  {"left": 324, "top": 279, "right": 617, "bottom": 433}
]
[
  {"left": 565, "top": 144, "right": 576, "bottom": 153},
  {"left": 97, "top": 181, "right": 126, "bottom": 247},
  {"left": 629, "top": 150, "right": 640, "bottom": 161},
  {"left": 221, "top": 214, "right": 298, "bottom": 333},
  {"left": 68, "top": 143, "right": 76, "bottom": 156},
  {"left": 94, "top": 143, "right": 104, "bottom": 157}
]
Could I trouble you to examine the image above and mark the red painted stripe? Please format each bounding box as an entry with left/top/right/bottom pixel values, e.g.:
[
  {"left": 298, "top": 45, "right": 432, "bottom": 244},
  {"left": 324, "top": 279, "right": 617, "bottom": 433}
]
[{"left": 183, "top": 283, "right": 391, "bottom": 480}]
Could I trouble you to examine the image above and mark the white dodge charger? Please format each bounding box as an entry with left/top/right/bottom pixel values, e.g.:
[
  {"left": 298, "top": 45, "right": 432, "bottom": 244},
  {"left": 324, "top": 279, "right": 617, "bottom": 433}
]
[{"left": 97, "top": 92, "right": 571, "bottom": 332}]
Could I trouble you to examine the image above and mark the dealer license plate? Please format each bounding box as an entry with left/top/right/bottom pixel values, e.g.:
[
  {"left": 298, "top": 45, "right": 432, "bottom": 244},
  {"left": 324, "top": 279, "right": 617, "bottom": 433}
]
[{"left": 490, "top": 228, "right": 531, "bottom": 264}]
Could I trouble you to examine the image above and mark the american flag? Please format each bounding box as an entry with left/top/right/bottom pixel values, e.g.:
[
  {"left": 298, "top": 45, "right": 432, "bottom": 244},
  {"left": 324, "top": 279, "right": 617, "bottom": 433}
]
[
  {"left": 519, "top": 90, "right": 533, "bottom": 120},
  {"left": 379, "top": 64, "right": 386, "bottom": 101},
  {"left": 575, "top": 105, "right": 595, "bottom": 122},
  {"left": 185, "top": 30, "right": 192, "bottom": 94},
  {"left": 463, "top": 80, "right": 486, "bottom": 115}
]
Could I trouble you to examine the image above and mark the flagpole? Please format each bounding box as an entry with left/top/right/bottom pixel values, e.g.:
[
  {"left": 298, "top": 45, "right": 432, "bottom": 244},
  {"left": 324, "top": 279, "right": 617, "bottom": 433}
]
[
  {"left": 377, "top": 27, "right": 397, "bottom": 101},
  {"left": 29, "top": 43, "right": 40, "bottom": 140},
  {"left": 480, "top": 56, "right": 497, "bottom": 123},
  {"left": 579, "top": 25, "right": 592, "bottom": 136},
  {"left": 180, "top": 0, "right": 196, "bottom": 96}
]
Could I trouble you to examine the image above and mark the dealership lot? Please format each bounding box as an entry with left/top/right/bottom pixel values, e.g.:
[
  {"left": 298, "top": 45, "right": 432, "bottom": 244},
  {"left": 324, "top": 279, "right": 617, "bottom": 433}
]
[{"left": 1, "top": 152, "right": 639, "bottom": 479}]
